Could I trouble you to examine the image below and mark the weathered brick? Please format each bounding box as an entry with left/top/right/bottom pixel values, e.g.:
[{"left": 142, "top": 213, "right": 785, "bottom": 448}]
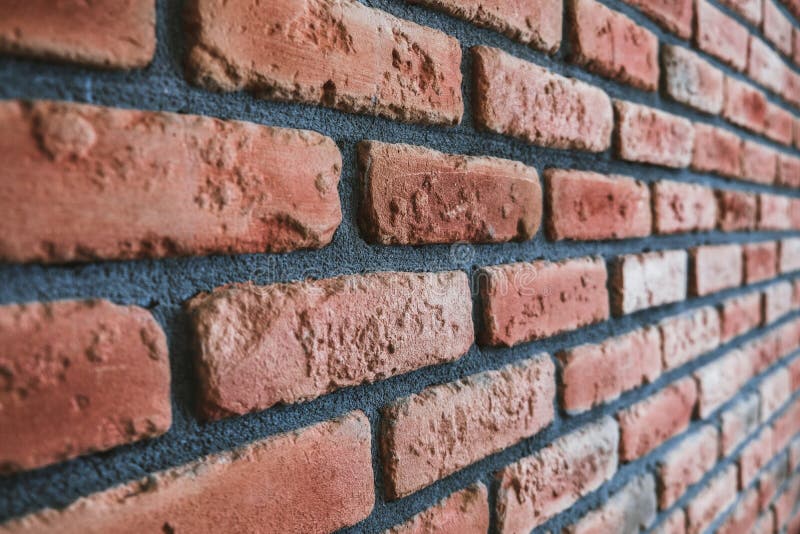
[
  {"left": 0, "top": 1, "right": 155, "bottom": 68},
  {"left": 617, "top": 377, "right": 697, "bottom": 461},
  {"left": 186, "top": 0, "right": 463, "bottom": 125},
  {"left": 558, "top": 327, "right": 661, "bottom": 413},
  {"left": 408, "top": 0, "right": 561, "bottom": 52},
  {"left": 780, "top": 238, "right": 800, "bottom": 272},
  {"left": 614, "top": 100, "right": 695, "bottom": 167},
  {"left": 1, "top": 411, "right": 374, "bottom": 534},
  {"left": 719, "top": 0, "right": 763, "bottom": 25},
  {"left": 611, "top": 250, "right": 688, "bottom": 315},
  {"left": 773, "top": 398, "right": 800, "bottom": 452},
  {"left": 751, "top": 512, "right": 775, "bottom": 533},
  {"left": 622, "top": 0, "right": 693, "bottom": 37},
  {"left": 774, "top": 475, "right": 800, "bottom": 528},
  {"left": 721, "top": 392, "right": 760, "bottom": 455},
  {"left": 659, "top": 306, "right": 722, "bottom": 370},
  {"left": 717, "top": 488, "right": 760, "bottom": 534},
  {"left": 692, "top": 124, "right": 742, "bottom": 178},
  {"left": 759, "top": 367, "right": 792, "bottom": 420},
  {"left": 0, "top": 100, "right": 343, "bottom": 263},
  {"left": 748, "top": 37, "right": 788, "bottom": 95},
  {"left": 778, "top": 153, "right": 800, "bottom": 187},
  {"left": 657, "top": 426, "right": 719, "bottom": 509},
  {"left": 653, "top": 181, "right": 718, "bottom": 233},
  {"left": 568, "top": 0, "right": 659, "bottom": 90},
  {"left": 690, "top": 244, "right": 744, "bottom": 296},
  {"left": 717, "top": 189, "right": 758, "bottom": 231},
  {"left": 545, "top": 169, "right": 651, "bottom": 241},
  {"left": 479, "top": 257, "right": 609, "bottom": 347},
  {"left": 759, "top": 193, "right": 792, "bottom": 229},
  {"left": 564, "top": 474, "right": 657, "bottom": 533},
  {"left": 723, "top": 77, "right": 768, "bottom": 133},
  {"left": 694, "top": 349, "right": 754, "bottom": 417},
  {"left": 662, "top": 45, "right": 725, "bottom": 114},
  {"left": 187, "top": 271, "right": 473, "bottom": 419},
  {"left": 381, "top": 355, "right": 555, "bottom": 499},
  {"left": 495, "top": 417, "right": 618, "bottom": 533},
  {"left": 765, "top": 104, "right": 795, "bottom": 146},
  {"left": 763, "top": 0, "right": 793, "bottom": 56},
  {"left": 743, "top": 241, "right": 778, "bottom": 283},
  {"left": 685, "top": 465, "right": 738, "bottom": 534},
  {"left": 358, "top": 141, "right": 542, "bottom": 245},
  {"left": 695, "top": 0, "right": 749, "bottom": 71},
  {"left": 385, "top": 484, "right": 489, "bottom": 534},
  {"left": 719, "top": 292, "right": 763, "bottom": 342},
  {"left": 739, "top": 140, "right": 777, "bottom": 184},
  {"left": 0, "top": 299, "right": 170, "bottom": 474},
  {"left": 652, "top": 509, "right": 687, "bottom": 534},
  {"left": 784, "top": 70, "right": 800, "bottom": 107},
  {"left": 744, "top": 330, "right": 784, "bottom": 374},
  {"left": 791, "top": 436, "right": 800, "bottom": 469},
  {"left": 764, "top": 281, "right": 794, "bottom": 324},
  {"left": 795, "top": 28, "right": 800, "bottom": 66},
  {"left": 791, "top": 357, "right": 800, "bottom": 391},
  {"left": 757, "top": 453, "right": 789, "bottom": 508},
  {"left": 472, "top": 46, "right": 613, "bottom": 152},
  {"left": 740, "top": 427, "right": 774, "bottom": 487}
]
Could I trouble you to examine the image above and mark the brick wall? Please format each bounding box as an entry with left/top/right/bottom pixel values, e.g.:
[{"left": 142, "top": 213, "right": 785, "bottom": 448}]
[{"left": 1, "top": 0, "right": 800, "bottom": 532}]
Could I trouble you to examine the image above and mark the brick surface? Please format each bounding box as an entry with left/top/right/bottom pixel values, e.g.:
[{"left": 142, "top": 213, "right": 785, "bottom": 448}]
[
  {"left": 0, "top": 100, "right": 343, "bottom": 263},
  {"left": 717, "top": 488, "right": 760, "bottom": 534},
  {"left": 0, "top": 1, "right": 155, "bottom": 68},
  {"left": 617, "top": 377, "right": 697, "bottom": 461},
  {"left": 723, "top": 77, "right": 768, "bottom": 133},
  {"left": 408, "top": 0, "right": 561, "bottom": 52},
  {"left": 751, "top": 512, "right": 774, "bottom": 534},
  {"left": 568, "top": 0, "right": 659, "bottom": 90},
  {"left": 716, "top": 190, "right": 758, "bottom": 231},
  {"left": 187, "top": 271, "right": 473, "bottom": 419},
  {"left": 759, "top": 367, "right": 791, "bottom": 420},
  {"left": 765, "top": 103, "right": 795, "bottom": 146},
  {"left": 781, "top": 238, "right": 800, "bottom": 272},
  {"left": 743, "top": 241, "right": 778, "bottom": 283},
  {"left": 694, "top": 349, "right": 754, "bottom": 417},
  {"left": 791, "top": 357, "right": 800, "bottom": 391},
  {"left": 744, "top": 330, "right": 784, "bottom": 374},
  {"left": 686, "top": 465, "right": 738, "bottom": 534},
  {"left": 358, "top": 141, "right": 542, "bottom": 245},
  {"left": 0, "top": 299, "right": 170, "bottom": 474},
  {"left": 558, "top": 327, "right": 661, "bottom": 413},
  {"left": 611, "top": 250, "right": 688, "bottom": 315},
  {"left": 719, "top": 292, "right": 763, "bottom": 342},
  {"left": 659, "top": 306, "right": 722, "bottom": 370},
  {"left": 653, "top": 181, "right": 718, "bottom": 234},
  {"left": 652, "top": 509, "right": 687, "bottom": 534},
  {"left": 381, "top": 355, "right": 555, "bottom": 499},
  {"left": 764, "top": 0, "right": 793, "bottom": 56},
  {"left": 791, "top": 436, "right": 800, "bottom": 469},
  {"left": 479, "top": 257, "right": 609, "bottom": 347},
  {"left": 564, "top": 474, "right": 657, "bottom": 533},
  {"left": 721, "top": 392, "right": 761, "bottom": 455},
  {"left": 1, "top": 412, "right": 374, "bottom": 534},
  {"left": 545, "top": 169, "right": 651, "bottom": 241},
  {"left": 740, "top": 427, "right": 774, "bottom": 487},
  {"left": 719, "top": 0, "right": 763, "bottom": 24},
  {"left": 385, "top": 484, "right": 489, "bottom": 534},
  {"left": 757, "top": 453, "right": 789, "bottom": 509},
  {"left": 622, "top": 0, "right": 693, "bottom": 37},
  {"left": 662, "top": 45, "right": 725, "bottom": 114},
  {"left": 778, "top": 153, "right": 800, "bottom": 187},
  {"left": 186, "top": 0, "right": 463, "bottom": 125},
  {"left": 495, "top": 417, "right": 618, "bottom": 533},
  {"left": 472, "top": 46, "right": 613, "bottom": 151},
  {"left": 774, "top": 474, "right": 800, "bottom": 528},
  {"left": 691, "top": 124, "right": 742, "bottom": 178},
  {"left": 759, "top": 193, "right": 792, "bottom": 229},
  {"left": 748, "top": 37, "right": 788, "bottom": 95},
  {"left": 773, "top": 398, "right": 800, "bottom": 452},
  {"left": 690, "top": 244, "right": 744, "bottom": 296},
  {"left": 695, "top": 0, "right": 749, "bottom": 71},
  {"left": 614, "top": 100, "right": 695, "bottom": 167},
  {"left": 658, "top": 426, "right": 719, "bottom": 510},
  {"left": 739, "top": 140, "right": 777, "bottom": 184},
  {"left": 764, "top": 281, "right": 794, "bottom": 324}
]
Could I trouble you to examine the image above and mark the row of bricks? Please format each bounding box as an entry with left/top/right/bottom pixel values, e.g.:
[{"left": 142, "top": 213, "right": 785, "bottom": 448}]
[{"left": 2, "top": 99, "right": 799, "bottom": 264}]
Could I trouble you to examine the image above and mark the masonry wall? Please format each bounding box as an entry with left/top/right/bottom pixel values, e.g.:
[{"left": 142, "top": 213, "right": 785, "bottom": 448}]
[{"left": 1, "top": 0, "right": 800, "bottom": 532}]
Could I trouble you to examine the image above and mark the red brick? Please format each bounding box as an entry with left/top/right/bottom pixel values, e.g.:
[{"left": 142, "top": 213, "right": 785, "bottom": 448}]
[
  {"left": 723, "top": 77, "right": 768, "bottom": 133},
  {"left": 652, "top": 509, "right": 686, "bottom": 534},
  {"left": 748, "top": 37, "right": 788, "bottom": 95},
  {"left": 717, "top": 488, "right": 760, "bottom": 534},
  {"left": 757, "top": 453, "right": 789, "bottom": 508},
  {"left": 478, "top": 257, "right": 609, "bottom": 347},
  {"left": 0, "top": 100, "right": 342, "bottom": 263},
  {"left": 187, "top": 271, "right": 473, "bottom": 419},
  {"left": 743, "top": 241, "right": 778, "bottom": 283},
  {"left": 773, "top": 398, "right": 800, "bottom": 451},
  {"left": 381, "top": 355, "right": 555, "bottom": 499},
  {"left": 614, "top": 100, "right": 695, "bottom": 167},
  {"left": 716, "top": 189, "right": 758, "bottom": 231},
  {"left": 791, "top": 436, "right": 800, "bottom": 469},
  {"left": 785, "top": 70, "right": 800, "bottom": 108},
  {"left": 622, "top": 0, "right": 693, "bottom": 37},
  {"left": 385, "top": 484, "right": 489, "bottom": 534},
  {"left": 793, "top": 199, "right": 800, "bottom": 229},
  {"left": 691, "top": 124, "right": 742, "bottom": 177},
  {"left": 721, "top": 392, "right": 761, "bottom": 455},
  {"left": 358, "top": 141, "right": 542, "bottom": 245},
  {"left": 662, "top": 45, "right": 725, "bottom": 114},
  {"left": 686, "top": 465, "right": 738, "bottom": 534},
  {"left": 1, "top": 411, "right": 374, "bottom": 534},
  {"left": 185, "top": 0, "right": 462, "bottom": 125},
  {"left": 778, "top": 153, "right": 800, "bottom": 187},
  {"left": 690, "top": 244, "right": 744, "bottom": 296},
  {"left": 568, "top": 0, "right": 659, "bottom": 90},
  {"left": 695, "top": 349, "right": 754, "bottom": 417},
  {"left": 0, "top": 1, "right": 155, "bottom": 68},
  {"left": 657, "top": 426, "right": 719, "bottom": 509},
  {"left": 744, "top": 330, "right": 784, "bottom": 373},
  {"left": 472, "top": 46, "right": 613, "bottom": 152},
  {"left": 765, "top": 104, "right": 795, "bottom": 147},
  {"left": 408, "top": 0, "right": 561, "bottom": 52},
  {"left": 739, "top": 140, "right": 778, "bottom": 184},
  {"left": 0, "top": 299, "right": 170, "bottom": 474},
  {"left": 545, "top": 169, "right": 651, "bottom": 241},
  {"left": 740, "top": 427, "right": 775, "bottom": 487},
  {"left": 759, "top": 193, "right": 792, "bottom": 229},
  {"left": 764, "top": 0, "right": 794, "bottom": 56},
  {"left": 760, "top": 367, "right": 792, "bottom": 420},
  {"left": 719, "top": 292, "right": 763, "bottom": 342},
  {"left": 558, "top": 327, "right": 661, "bottom": 413},
  {"left": 653, "top": 180, "right": 718, "bottom": 233},
  {"left": 791, "top": 357, "right": 800, "bottom": 391},
  {"left": 695, "top": 0, "right": 749, "bottom": 71},
  {"left": 659, "top": 306, "right": 722, "bottom": 370},
  {"left": 780, "top": 238, "right": 800, "bottom": 272},
  {"left": 495, "top": 417, "right": 618, "bottom": 533},
  {"left": 720, "top": 0, "right": 763, "bottom": 25},
  {"left": 616, "top": 377, "right": 697, "bottom": 461},
  {"left": 795, "top": 28, "right": 800, "bottom": 66},
  {"left": 564, "top": 474, "right": 657, "bottom": 533},
  {"left": 752, "top": 512, "right": 775, "bottom": 533},
  {"left": 764, "top": 281, "right": 795, "bottom": 324},
  {"left": 611, "top": 250, "right": 689, "bottom": 315},
  {"left": 774, "top": 475, "right": 800, "bottom": 528}
]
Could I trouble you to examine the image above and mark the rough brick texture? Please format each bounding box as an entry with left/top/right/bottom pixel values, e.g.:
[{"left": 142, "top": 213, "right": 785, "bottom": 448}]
[
  {"left": 781, "top": 238, "right": 800, "bottom": 272},
  {"left": 720, "top": 0, "right": 762, "bottom": 26},
  {"left": 739, "top": 427, "right": 774, "bottom": 486},
  {"left": 187, "top": 271, "right": 473, "bottom": 419},
  {"left": 657, "top": 426, "right": 719, "bottom": 509},
  {"left": 759, "top": 193, "right": 792, "bottom": 230},
  {"left": 719, "top": 292, "right": 763, "bottom": 342},
  {"left": 765, "top": 103, "right": 795, "bottom": 145},
  {"left": 695, "top": 0, "right": 749, "bottom": 71},
  {"left": 740, "top": 140, "right": 777, "bottom": 184},
  {"left": 764, "top": 0, "right": 793, "bottom": 55},
  {"left": 564, "top": 474, "right": 657, "bottom": 533},
  {"left": 721, "top": 393, "right": 761, "bottom": 455},
  {"left": 686, "top": 465, "right": 738, "bottom": 534},
  {"left": 691, "top": 124, "right": 742, "bottom": 178},
  {"left": 653, "top": 180, "right": 717, "bottom": 234},
  {"left": 690, "top": 244, "right": 744, "bottom": 296},
  {"left": 622, "top": 0, "right": 693, "bottom": 38},
  {"left": 659, "top": 306, "right": 721, "bottom": 370},
  {"left": 748, "top": 37, "right": 788, "bottom": 95},
  {"left": 779, "top": 153, "right": 800, "bottom": 187},
  {"left": 694, "top": 349, "right": 753, "bottom": 417},
  {"left": 717, "top": 488, "right": 760, "bottom": 534},
  {"left": 663, "top": 45, "right": 725, "bottom": 114},
  {"left": 743, "top": 241, "right": 778, "bottom": 283},
  {"left": 614, "top": 100, "right": 695, "bottom": 167},
  {"left": 716, "top": 190, "right": 758, "bottom": 231},
  {"left": 723, "top": 77, "right": 767, "bottom": 133},
  {"left": 385, "top": 485, "right": 489, "bottom": 534},
  {"left": 611, "top": 250, "right": 688, "bottom": 315}
]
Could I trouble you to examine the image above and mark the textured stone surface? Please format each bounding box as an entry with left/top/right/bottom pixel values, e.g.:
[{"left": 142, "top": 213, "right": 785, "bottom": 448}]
[
  {"left": 723, "top": 77, "right": 767, "bottom": 133},
  {"left": 0, "top": 1, "right": 155, "bottom": 68},
  {"left": 544, "top": 169, "right": 651, "bottom": 241},
  {"left": 739, "top": 140, "right": 777, "bottom": 184},
  {"left": 472, "top": 46, "right": 613, "bottom": 152},
  {"left": 695, "top": 0, "right": 749, "bottom": 71},
  {"left": 659, "top": 306, "right": 721, "bottom": 370},
  {"left": 479, "top": 257, "right": 609, "bottom": 347},
  {"left": 743, "top": 241, "right": 777, "bottom": 283},
  {"left": 0, "top": 299, "right": 170, "bottom": 474},
  {"left": 495, "top": 417, "right": 618, "bottom": 533},
  {"left": 690, "top": 244, "right": 743, "bottom": 296},
  {"left": 614, "top": 100, "right": 695, "bottom": 168},
  {"left": 185, "top": 0, "right": 463, "bottom": 125},
  {"left": 720, "top": 393, "right": 760, "bottom": 455},
  {"left": 693, "top": 349, "right": 753, "bottom": 417},
  {"left": 381, "top": 355, "right": 554, "bottom": 498},
  {"left": 719, "top": 292, "right": 762, "bottom": 342},
  {"left": 657, "top": 426, "right": 719, "bottom": 509},
  {"left": 716, "top": 190, "right": 758, "bottom": 231},
  {"left": 358, "top": 141, "right": 542, "bottom": 245},
  {"left": 384, "top": 484, "right": 489, "bottom": 534},
  {"left": 0, "top": 100, "right": 342, "bottom": 263},
  {"left": 621, "top": 0, "right": 692, "bottom": 38},
  {"left": 686, "top": 466, "right": 738, "bottom": 534},
  {"left": 1, "top": 412, "right": 374, "bottom": 534},
  {"left": 662, "top": 45, "right": 724, "bottom": 114},
  {"left": 653, "top": 180, "right": 717, "bottom": 234},
  {"left": 691, "top": 124, "right": 742, "bottom": 178},
  {"left": 611, "top": 250, "right": 688, "bottom": 315},
  {"left": 564, "top": 474, "right": 657, "bottom": 533},
  {"left": 187, "top": 271, "right": 473, "bottom": 419}
]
